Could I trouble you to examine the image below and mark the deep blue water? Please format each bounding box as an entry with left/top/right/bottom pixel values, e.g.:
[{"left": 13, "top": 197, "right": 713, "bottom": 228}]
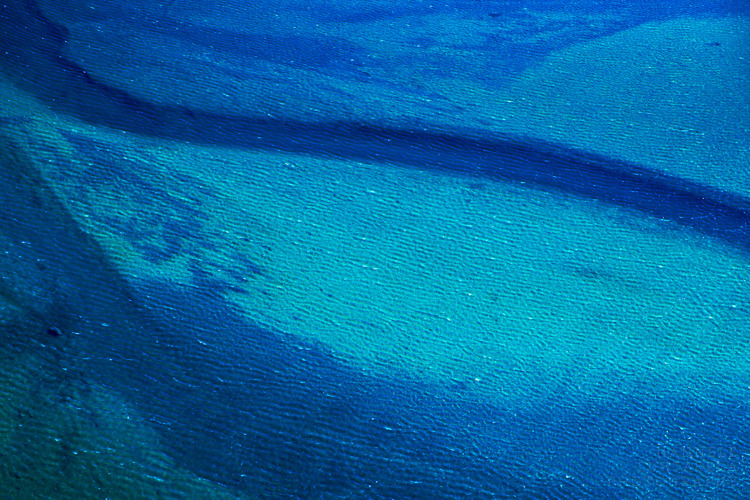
[{"left": 1, "top": 0, "right": 750, "bottom": 497}]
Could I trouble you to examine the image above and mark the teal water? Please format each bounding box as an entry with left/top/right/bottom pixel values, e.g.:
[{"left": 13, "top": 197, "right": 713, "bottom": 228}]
[{"left": 1, "top": 0, "right": 749, "bottom": 498}]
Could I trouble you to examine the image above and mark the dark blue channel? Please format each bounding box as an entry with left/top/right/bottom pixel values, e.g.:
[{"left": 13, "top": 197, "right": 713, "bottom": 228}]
[{"left": 2, "top": 0, "right": 750, "bottom": 255}]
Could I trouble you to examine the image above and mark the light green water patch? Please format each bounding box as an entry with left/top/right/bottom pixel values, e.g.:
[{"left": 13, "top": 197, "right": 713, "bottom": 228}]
[
  {"left": 24, "top": 120, "right": 750, "bottom": 411},
  {"left": 218, "top": 152, "right": 750, "bottom": 408}
]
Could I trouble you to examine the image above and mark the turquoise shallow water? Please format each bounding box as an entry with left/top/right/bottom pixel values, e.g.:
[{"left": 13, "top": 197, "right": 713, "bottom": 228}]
[{"left": 1, "top": 0, "right": 749, "bottom": 498}]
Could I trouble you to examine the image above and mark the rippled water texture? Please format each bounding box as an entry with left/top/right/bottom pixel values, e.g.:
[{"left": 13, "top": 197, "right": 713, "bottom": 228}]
[{"left": 1, "top": 0, "right": 749, "bottom": 497}]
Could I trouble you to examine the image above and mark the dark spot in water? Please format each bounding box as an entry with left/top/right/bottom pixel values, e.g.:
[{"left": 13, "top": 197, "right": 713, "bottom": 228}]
[
  {"left": 188, "top": 260, "right": 250, "bottom": 295},
  {"left": 570, "top": 264, "right": 615, "bottom": 282},
  {"left": 467, "top": 182, "right": 487, "bottom": 191},
  {"left": 134, "top": 240, "right": 181, "bottom": 263},
  {"left": 46, "top": 326, "right": 63, "bottom": 337}
]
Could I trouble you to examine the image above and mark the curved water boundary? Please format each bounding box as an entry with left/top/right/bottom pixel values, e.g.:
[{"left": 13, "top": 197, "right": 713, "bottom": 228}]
[
  {"left": 3, "top": 0, "right": 750, "bottom": 255},
  {"left": 0, "top": 132, "right": 681, "bottom": 498},
  {"left": 3, "top": 130, "right": 750, "bottom": 497}
]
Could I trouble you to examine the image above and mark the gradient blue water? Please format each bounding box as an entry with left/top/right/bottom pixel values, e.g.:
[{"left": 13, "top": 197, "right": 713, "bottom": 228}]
[{"left": 1, "top": 0, "right": 749, "bottom": 498}]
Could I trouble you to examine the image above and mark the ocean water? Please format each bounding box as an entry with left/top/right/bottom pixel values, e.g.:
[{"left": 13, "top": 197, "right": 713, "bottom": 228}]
[{"left": 0, "top": 0, "right": 749, "bottom": 498}]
